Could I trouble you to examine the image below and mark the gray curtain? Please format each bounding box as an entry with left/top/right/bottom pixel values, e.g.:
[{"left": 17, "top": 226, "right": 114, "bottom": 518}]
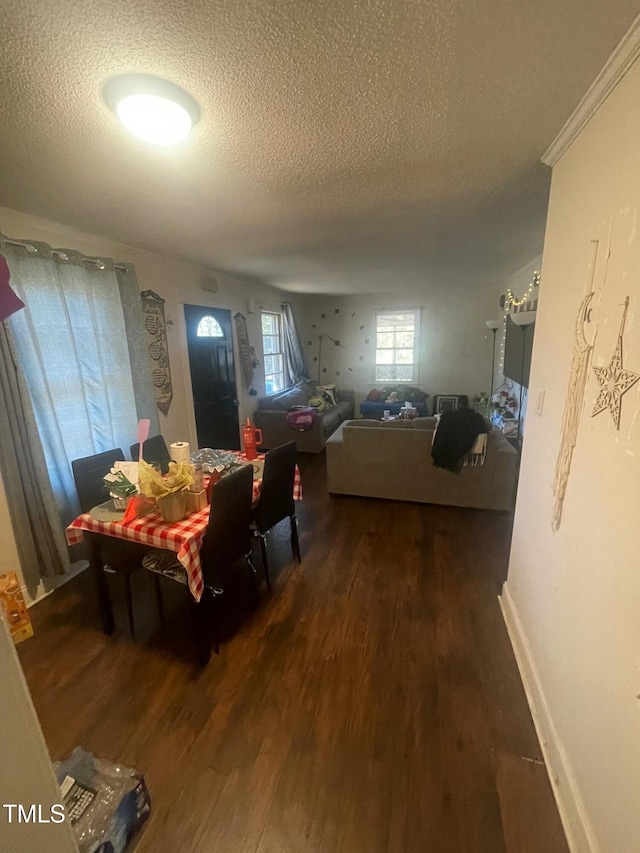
[
  {"left": 0, "top": 239, "right": 161, "bottom": 591},
  {"left": 282, "top": 301, "right": 310, "bottom": 387},
  {"left": 0, "top": 321, "right": 69, "bottom": 593},
  {"left": 5, "top": 242, "right": 140, "bottom": 523},
  {"left": 116, "top": 266, "right": 161, "bottom": 432}
]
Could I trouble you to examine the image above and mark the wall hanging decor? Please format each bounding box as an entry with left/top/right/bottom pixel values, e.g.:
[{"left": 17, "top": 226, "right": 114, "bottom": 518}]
[
  {"left": 591, "top": 295, "right": 639, "bottom": 429},
  {"left": 308, "top": 307, "right": 372, "bottom": 380},
  {"left": 234, "top": 312, "right": 259, "bottom": 393},
  {"left": 141, "top": 289, "right": 173, "bottom": 416},
  {"left": 317, "top": 333, "right": 345, "bottom": 382},
  {"left": 552, "top": 290, "right": 595, "bottom": 531}
]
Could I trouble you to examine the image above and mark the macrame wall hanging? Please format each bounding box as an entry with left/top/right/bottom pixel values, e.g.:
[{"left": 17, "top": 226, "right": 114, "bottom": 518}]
[
  {"left": 591, "top": 296, "right": 640, "bottom": 428},
  {"left": 551, "top": 291, "right": 595, "bottom": 532},
  {"left": 551, "top": 241, "right": 600, "bottom": 532}
]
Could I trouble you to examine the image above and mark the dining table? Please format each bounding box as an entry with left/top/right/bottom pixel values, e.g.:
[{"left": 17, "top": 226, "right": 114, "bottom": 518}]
[{"left": 65, "top": 450, "right": 302, "bottom": 637}]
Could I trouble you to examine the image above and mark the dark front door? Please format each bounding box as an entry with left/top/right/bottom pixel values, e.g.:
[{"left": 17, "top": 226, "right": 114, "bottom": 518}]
[{"left": 184, "top": 305, "right": 240, "bottom": 450}]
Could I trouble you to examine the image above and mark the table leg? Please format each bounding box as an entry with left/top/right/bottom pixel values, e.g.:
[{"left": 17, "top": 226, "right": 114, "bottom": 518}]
[{"left": 88, "top": 534, "right": 114, "bottom": 636}]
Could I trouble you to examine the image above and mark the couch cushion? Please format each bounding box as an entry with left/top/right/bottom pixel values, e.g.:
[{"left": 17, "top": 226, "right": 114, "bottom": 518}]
[
  {"left": 321, "top": 407, "right": 341, "bottom": 434},
  {"left": 411, "top": 417, "right": 438, "bottom": 430},
  {"left": 380, "top": 418, "right": 414, "bottom": 428},
  {"left": 335, "top": 400, "right": 353, "bottom": 421},
  {"left": 261, "top": 381, "right": 318, "bottom": 410}
]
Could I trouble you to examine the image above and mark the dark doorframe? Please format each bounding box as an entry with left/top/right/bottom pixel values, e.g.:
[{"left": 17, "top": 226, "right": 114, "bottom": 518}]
[{"left": 184, "top": 305, "right": 240, "bottom": 450}]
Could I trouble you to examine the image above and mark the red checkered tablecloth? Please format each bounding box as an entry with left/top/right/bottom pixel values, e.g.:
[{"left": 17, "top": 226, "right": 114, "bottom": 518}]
[{"left": 66, "top": 453, "right": 302, "bottom": 602}]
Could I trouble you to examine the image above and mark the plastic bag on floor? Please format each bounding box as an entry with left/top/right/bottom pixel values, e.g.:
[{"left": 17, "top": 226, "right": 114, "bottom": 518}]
[{"left": 54, "top": 747, "right": 150, "bottom": 853}]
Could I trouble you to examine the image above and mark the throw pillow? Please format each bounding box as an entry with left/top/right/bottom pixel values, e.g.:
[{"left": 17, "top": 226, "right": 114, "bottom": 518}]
[
  {"left": 308, "top": 395, "right": 326, "bottom": 412},
  {"left": 396, "top": 385, "right": 428, "bottom": 404},
  {"left": 366, "top": 389, "right": 381, "bottom": 401},
  {"left": 319, "top": 383, "right": 338, "bottom": 406}
]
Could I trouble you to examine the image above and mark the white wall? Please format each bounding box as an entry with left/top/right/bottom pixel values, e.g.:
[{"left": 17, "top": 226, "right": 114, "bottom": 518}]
[
  {"left": 0, "top": 615, "right": 77, "bottom": 851},
  {"left": 0, "top": 206, "right": 292, "bottom": 599},
  {"left": 502, "top": 46, "right": 640, "bottom": 853},
  {"left": 298, "top": 281, "right": 500, "bottom": 409}
]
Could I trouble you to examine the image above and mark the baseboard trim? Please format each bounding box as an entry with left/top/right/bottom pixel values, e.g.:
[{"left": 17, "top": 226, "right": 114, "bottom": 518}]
[
  {"left": 22, "top": 561, "right": 88, "bottom": 608},
  {"left": 499, "top": 583, "right": 599, "bottom": 853}
]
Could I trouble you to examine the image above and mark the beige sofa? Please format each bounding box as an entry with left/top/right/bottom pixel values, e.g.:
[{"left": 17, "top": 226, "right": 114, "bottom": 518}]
[{"left": 326, "top": 417, "right": 518, "bottom": 510}]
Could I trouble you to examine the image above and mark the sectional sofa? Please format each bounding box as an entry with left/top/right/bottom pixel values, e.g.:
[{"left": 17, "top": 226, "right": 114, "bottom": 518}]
[{"left": 326, "top": 417, "right": 518, "bottom": 510}]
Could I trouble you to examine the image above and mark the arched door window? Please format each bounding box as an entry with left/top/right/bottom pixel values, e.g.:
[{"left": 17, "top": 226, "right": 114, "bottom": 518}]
[{"left": 196, "top": 315, "right": 224, "bottom": 338}]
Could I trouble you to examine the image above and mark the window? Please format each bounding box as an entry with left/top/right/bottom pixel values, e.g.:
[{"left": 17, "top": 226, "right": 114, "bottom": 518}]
[
  {"left": 6, "top": 249, "right": 141, "bottom": 524},
  {"left": 374, "top": 310, "right": 420, "bottom": 382},
  {"left": 261, "top": 311, "right": 285, "bottom": 394},
  {"left": 196, "top": 315, "right": 224, "bottom": 337}
]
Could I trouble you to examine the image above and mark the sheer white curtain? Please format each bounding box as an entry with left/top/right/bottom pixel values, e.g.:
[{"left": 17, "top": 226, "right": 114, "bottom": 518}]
[{"left": 6, "top": 244, "right": 139, "bottom": 523}]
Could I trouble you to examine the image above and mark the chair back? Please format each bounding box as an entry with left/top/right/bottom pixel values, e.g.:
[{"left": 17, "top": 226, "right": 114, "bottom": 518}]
[
  {"left": 255, "top": 441, "right": 297, "bottom": 534},
  {"left": 130, "top": 434, "right": 171, "bottom": 474},
  {"left": 71, "top": 448, "right": 125, "bottom": 512},
  {"left": 200, "top": 465, "right": 254, "bottom": 588}
]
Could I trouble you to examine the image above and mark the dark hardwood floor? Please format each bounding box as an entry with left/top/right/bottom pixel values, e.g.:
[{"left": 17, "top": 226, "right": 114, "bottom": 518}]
[{"left": 18, "top": 454, "right": 568, "bottom": 853}]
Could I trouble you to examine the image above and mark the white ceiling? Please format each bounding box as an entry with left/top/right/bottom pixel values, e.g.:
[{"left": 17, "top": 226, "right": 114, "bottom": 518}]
[{"left": 0, "top": 1, "right": 637, "bottom": 294}]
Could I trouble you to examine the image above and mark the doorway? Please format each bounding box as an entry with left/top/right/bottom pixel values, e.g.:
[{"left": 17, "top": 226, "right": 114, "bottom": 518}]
[{"left": 184, "top": 305, "right": 240, "bottom": 450}]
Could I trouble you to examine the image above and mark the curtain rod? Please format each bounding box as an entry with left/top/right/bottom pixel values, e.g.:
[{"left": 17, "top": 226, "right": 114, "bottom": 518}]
[{"left": 2, "top": 237, "right": 129, "bottom": 273}]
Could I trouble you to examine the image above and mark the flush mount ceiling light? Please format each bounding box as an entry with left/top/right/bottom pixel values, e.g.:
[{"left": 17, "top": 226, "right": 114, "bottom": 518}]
[{"left": 103, "top": 73, "right": 200, "bottom": 146}]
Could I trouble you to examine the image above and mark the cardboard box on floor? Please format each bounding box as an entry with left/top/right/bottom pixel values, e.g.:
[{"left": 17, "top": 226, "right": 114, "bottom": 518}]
[{"left": 0, "top": 571, "right": 33, "bottom": 644}]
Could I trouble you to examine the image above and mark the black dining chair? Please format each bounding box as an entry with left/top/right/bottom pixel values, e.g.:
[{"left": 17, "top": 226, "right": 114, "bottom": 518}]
[
  {"left": 143, "top": 464, "right": 256, "bottom": 664},
  {"left": 252, "top": 441, "right": 301, "bottom": 590},
  {"left": 71, "top": 448, "right": 146, "bottom": 638},
  {"left": 130, "top": 434, "right": 171, "bottom": 474}
]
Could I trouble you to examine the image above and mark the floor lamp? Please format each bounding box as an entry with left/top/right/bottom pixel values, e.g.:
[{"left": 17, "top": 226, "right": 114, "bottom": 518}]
[
  {"left": 510, "top": 311, "right": 536, "bottom": 438},
  {"left": 485, "top": 320, "right": 500, "bottom": 399}
]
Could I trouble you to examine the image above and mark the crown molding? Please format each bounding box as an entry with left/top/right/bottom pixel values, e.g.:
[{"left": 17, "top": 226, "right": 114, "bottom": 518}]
[{"left": 543, "top": 13, "right": 640, "bottom": 167}]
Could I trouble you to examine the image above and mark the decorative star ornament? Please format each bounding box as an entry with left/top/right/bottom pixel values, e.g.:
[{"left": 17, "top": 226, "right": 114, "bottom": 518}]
[{"left": 591, "top": 297, "right": 640, "bottom": 429}]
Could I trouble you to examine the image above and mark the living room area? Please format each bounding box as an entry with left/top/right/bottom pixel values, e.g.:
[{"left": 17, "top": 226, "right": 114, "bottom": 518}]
[{"left": 3, "top": 3, "right": 640, "bottom": 852}]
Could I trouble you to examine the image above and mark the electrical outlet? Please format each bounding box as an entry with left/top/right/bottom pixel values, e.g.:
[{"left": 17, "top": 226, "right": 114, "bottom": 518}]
[{"left": 536, "top": 389, "right": 545, "bottom": 416}]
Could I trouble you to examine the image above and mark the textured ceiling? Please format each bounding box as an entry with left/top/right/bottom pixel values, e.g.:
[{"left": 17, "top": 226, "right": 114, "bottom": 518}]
[{"left": 0, "top": 1, "right": 637, "bottom": 294}]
